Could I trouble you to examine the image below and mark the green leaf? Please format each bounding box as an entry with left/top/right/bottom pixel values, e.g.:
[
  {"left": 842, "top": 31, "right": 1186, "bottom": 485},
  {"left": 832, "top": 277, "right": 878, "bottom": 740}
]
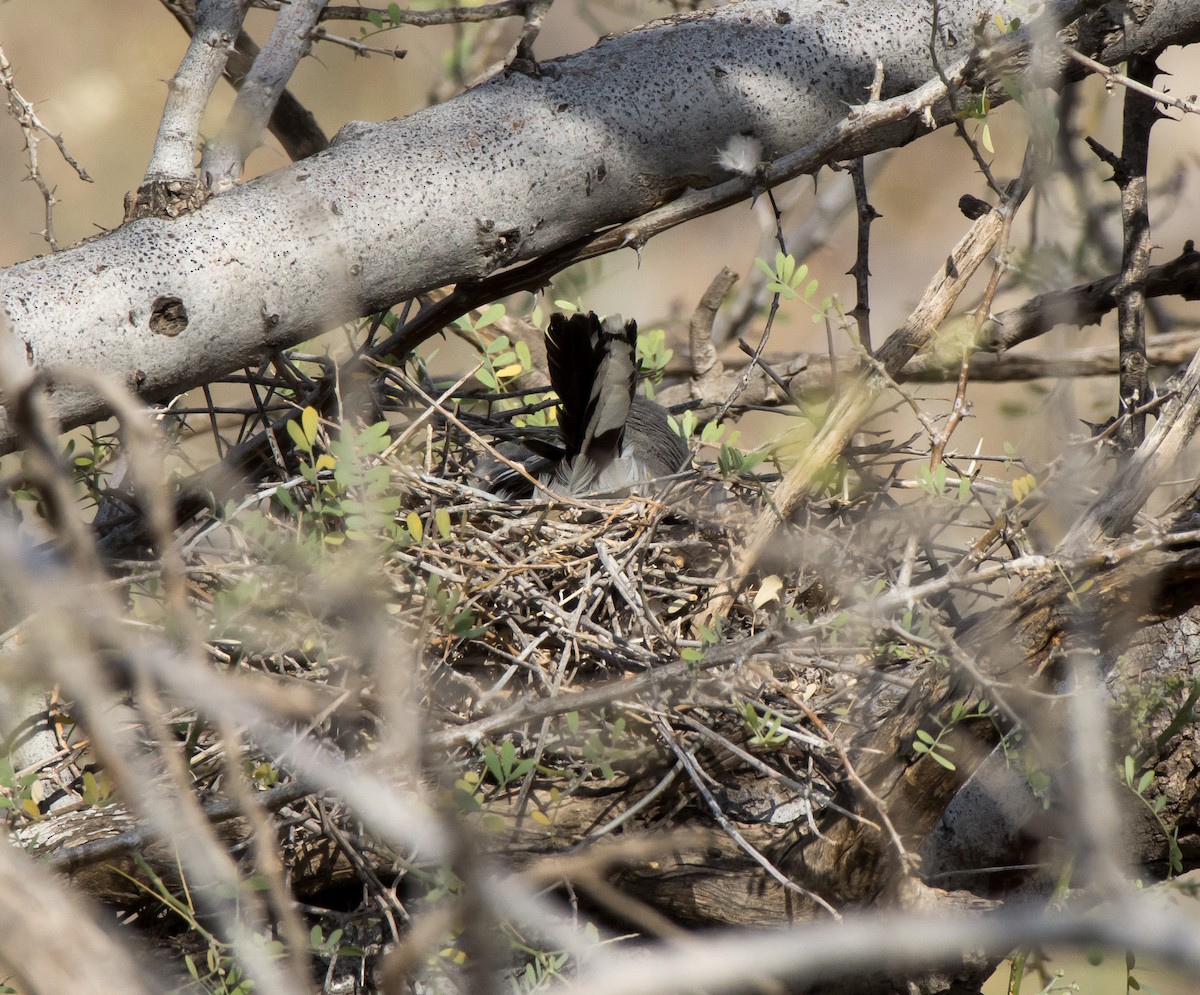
[
  {"left": 450, "top": 613, "right": 485, "bottom": 639},
  {"left": 451, "top": 786, "right": 482, "bottom": 813},
  {"left": 515, "top": 340, "right": 532, "bottom": 370},
  {"left": 776, "top": 251, "right": 793, "bottom": 283},
  {"left": 477, "top": 302, "right": 505, "bottom": 329},
  {"left": 274, "top": 486, "right": 299, "bottom": 514},
  {"left": 81, "top": 771, "right": 100, "bottom": 806},
  {"left": 718, "top": 444, "right": 742, "bottom": 476},
  {"left": 1137, "top": 769, "right": 1154, "bottom": 795},
  {"left": 931, "top": 752, "right": 957, "bottom": 771},
  {"left": 482, "top": 746, "right": 503, "bottom": 784},
  {"left": 435, "top": 508, "right": 452, "bottom": 540},
  {"left": 361, "top": 420, "right": 391, "bottom": 452}
]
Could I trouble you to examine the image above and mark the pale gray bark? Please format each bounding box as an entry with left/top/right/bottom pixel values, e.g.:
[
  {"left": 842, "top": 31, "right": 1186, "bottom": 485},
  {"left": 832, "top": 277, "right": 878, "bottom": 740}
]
[
  {"left": 0, "top": 0, "right": 1196, "bottom": 454},
  {"left": 142, "top": 0, "right": 245, "bottom": 185},
  {"left": 201, "top": 0, "right": 327, "bottom": 189}
]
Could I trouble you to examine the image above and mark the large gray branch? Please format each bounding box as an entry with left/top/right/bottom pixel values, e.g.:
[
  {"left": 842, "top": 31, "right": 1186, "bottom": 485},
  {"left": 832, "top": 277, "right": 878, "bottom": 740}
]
[{"left": 0, "top": 0, "right": 1194, "bottom": 455}]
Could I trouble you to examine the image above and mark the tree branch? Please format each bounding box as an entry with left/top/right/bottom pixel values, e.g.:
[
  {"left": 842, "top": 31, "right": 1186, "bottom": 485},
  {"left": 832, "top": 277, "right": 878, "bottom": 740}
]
[
  {"left": 1, "top": 0, "right": 1196, "bottom": 455},
  {"left": 201, "top": 0, "right": 330, "bottom": 189},
  {"left": 976, "top": 243, "right": 1200, "bottom": 352}
]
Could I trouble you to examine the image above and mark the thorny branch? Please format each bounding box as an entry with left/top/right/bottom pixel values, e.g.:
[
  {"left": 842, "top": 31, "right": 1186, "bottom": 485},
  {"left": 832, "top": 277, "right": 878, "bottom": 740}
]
[
  {"left": 0, "top": 42, "right": 92, "bottom": 250},
  {"left": 1111, "top": 55, "right": 1159, "bottom": 449}
]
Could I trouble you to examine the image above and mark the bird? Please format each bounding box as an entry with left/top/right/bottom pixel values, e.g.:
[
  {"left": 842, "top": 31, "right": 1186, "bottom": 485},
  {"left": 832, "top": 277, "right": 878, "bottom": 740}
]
[{"left": 478, "top": 312, "right": 688, "bottom": 498}]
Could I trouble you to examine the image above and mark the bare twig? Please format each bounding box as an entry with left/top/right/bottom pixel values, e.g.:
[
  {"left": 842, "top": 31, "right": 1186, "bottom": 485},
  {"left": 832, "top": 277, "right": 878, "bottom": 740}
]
[
  {"left": 378, "top": 39, "right": 991, "bottom": 360},
  {"left": 975, "top": 243, "right": 1200, "bottom": 353},
  {"left": 1064, "top": 45, "right": 1200, "bottom": 117},
  {"left": 847, "top": 158, "right": 879, "bottom": 355},
  {"left": 652, "top": 713, "right": 844, "bottom": 920},
  {"left": 1111, "top": 55, "right": 1159, "bottom": 448},
  {"left": 0, "top": 42, "right": 92, "bottom": 250},
  {"left": 705, "top": 167, "right": 1032, "bottom": 621},
  {"left": 321, "top": 1, "right": 531, "bottom": 27},
  {"left": 928, "top": 0, "right": 1005, "bottom": 198},
  {"left": 308, "top": 27, "right": 407, "bottom": 59},
  {"left": 1060, "top": 345, "right": 1200, "bottom": 555},
  {"left": 930, "top": 150, "right": 1029, "bottom": 466},
  {"left": 688, "top": 268, "right": 737, "bottom": 387}
]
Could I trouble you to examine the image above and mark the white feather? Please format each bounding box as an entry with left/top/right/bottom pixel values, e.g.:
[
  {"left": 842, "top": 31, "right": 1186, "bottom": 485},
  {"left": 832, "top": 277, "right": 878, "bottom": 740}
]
[{"left": 716, "top": 134, "right": 763, "bottom": 176}]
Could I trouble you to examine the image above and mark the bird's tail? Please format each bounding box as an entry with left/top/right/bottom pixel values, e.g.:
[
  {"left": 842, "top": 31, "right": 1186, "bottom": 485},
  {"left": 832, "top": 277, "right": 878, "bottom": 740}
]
[{"left": 545, "top": 311, "right": 638, "bottom": 492}]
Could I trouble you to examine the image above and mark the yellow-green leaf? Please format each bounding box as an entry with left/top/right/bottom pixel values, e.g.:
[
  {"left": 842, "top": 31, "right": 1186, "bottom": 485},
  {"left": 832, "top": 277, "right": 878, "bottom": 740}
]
[
  {"left": 406, "top": 511, "right": 424, "bottom": 541},
  {"left": 286, "top": 418, "right": 310, "bottom": 452},
  {"left": 1012, "top": 473, "right": 1036, "bottom": 501},
  {"left": 435, "top": 508, "right": 452, "bottom": 540},
  {"left": 301, "top": 405, "right": 319, "bottom": 445}
]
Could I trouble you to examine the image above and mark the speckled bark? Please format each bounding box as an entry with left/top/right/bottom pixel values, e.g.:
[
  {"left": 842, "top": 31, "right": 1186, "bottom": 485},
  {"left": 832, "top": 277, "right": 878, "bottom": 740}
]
[{"left": 6, "top": 0, "right": 1195, "bottom": 452}]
